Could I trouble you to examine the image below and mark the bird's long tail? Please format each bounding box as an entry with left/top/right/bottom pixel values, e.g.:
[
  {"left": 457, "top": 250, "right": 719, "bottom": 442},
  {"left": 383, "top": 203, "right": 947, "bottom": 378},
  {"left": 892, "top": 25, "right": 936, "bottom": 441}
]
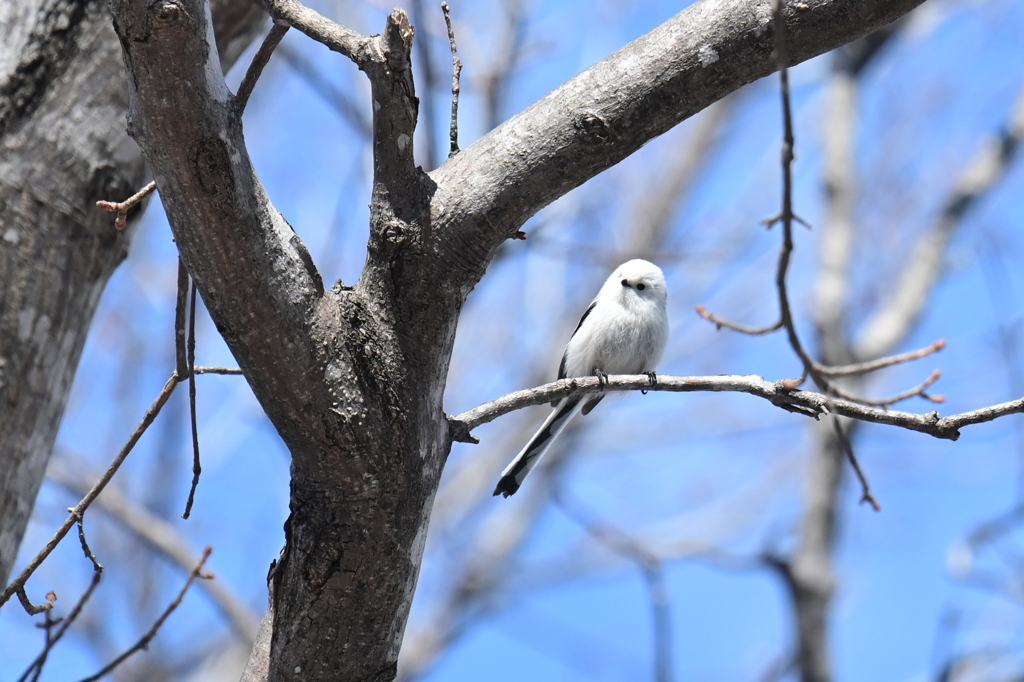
[{"left": 493, "top": 396, "right": 584, "bottom": 498}]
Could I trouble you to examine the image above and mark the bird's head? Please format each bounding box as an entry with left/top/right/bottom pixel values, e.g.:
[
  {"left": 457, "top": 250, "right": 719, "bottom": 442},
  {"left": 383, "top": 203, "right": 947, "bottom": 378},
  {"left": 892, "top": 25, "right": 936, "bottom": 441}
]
[{"left": 606, "top": 259, "right": 667, "bottom": 307}]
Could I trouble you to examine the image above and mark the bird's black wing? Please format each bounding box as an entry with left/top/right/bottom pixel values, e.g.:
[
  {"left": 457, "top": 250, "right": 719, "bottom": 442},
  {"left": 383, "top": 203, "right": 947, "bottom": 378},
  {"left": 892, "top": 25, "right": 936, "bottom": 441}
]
[{"left": 557, "top": 301, "right": 597, "bottom": 380}]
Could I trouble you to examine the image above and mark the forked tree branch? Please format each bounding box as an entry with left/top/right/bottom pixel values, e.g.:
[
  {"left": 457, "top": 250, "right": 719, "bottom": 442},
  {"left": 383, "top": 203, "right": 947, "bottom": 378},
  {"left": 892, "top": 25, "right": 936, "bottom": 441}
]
[{"left": 428, "top": 0, "right": 928, "bottom": 285}]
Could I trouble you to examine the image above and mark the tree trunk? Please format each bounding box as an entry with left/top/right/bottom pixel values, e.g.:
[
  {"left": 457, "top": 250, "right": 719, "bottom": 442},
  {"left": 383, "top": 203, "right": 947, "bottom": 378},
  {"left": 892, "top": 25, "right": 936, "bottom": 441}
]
[{"left": 0, "top": 0, "right": 264, "bottom": 585}]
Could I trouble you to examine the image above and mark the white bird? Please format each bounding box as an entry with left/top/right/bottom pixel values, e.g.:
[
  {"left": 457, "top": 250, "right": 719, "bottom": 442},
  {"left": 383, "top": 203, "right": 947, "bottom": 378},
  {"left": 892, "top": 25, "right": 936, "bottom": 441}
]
[{"left": 493, "top": 259, "right": 669, "bottom": 498}]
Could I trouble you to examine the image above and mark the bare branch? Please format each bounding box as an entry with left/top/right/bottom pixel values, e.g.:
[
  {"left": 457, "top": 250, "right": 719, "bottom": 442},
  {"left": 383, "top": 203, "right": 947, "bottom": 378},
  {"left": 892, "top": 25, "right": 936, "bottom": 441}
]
[
  {"left": 15, "top": 588, "right": 55, "bottom": 616},
  {"left": 693, "top": 0, "right": 822, "bottom": 390},
  {"left": 193, "top": 365, "right": 244, "bottom": 375},
  {"left": 174, "top": 259, "right": 190, "bottom": 378},
  {"left": 75, "top": 546, "right": 213, "bottom": 682},
  {"left": 695, "top": 304, "right": 783, "bottom": 336},
  {"left": 17, "top": 517, "right": 103, "bottom": 682},
  {"left": 431, "top": 0, "right": 927, "bottom": 274},
  {"left": 253, "top": 0, "right": 374, "bottom": 65},
  {"left": 0, "top": 375, "right": 179, "bottom": 610},
  {"left": 828, "top": 368, "right": 944, "bottom": 408},
  {"left": 695, "top": 4, "right": 941, "bottom": 408},
  {"left": 447, "top": 373, "right": 1024, "bottom": 444},
  {"left": 441, "top": 2, "right": 462, "bottom": 158},
  {"left": 48, "top": 459, "right": 261, "bottom": 643},
  {"left": 95, "top": 181, "right": 156, "bottom": 231},
  {"left": 235, "top": 23, "right": 290, "bottom": 115},
  {"left": 75, "top": 516, "right": 102, "bottom": 574},
  {"left": 276, "top": 43, "right": 372, "bottom": 136},
  {"left": 183, "top": 282, "right": 201, "bottom": 519},
  {"left": 816, "top": 339, "right": 946, "bottom": 377},
  {"left": 830, "top": 418, "right": 880, "bottom": 511}
]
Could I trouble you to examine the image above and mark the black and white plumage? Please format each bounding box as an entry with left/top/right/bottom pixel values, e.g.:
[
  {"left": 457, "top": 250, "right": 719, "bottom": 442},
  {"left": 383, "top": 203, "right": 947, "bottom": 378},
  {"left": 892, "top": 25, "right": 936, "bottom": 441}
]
[{"left": 493, "top": 259, "right": 669, "bottom": 498}]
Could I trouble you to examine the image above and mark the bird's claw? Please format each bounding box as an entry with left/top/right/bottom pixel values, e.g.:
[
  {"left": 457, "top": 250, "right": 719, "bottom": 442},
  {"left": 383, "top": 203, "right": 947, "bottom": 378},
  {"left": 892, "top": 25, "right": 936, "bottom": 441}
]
[
  {"left": 595, "top": 369, "right": 609, "bottom": 388},
  {"left": 642, "top": 370, "right": 657, "bottom": 394}
]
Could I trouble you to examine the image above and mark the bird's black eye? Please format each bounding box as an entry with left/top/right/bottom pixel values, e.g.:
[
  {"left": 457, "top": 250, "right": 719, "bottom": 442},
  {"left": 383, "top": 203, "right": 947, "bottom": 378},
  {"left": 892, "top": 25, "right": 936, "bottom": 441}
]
[
  {"left": 636, "top": 283, "right": 646, "bottom": 291},
  {"left": 621, "top": 279, "right": 630, "bottom": 287}
]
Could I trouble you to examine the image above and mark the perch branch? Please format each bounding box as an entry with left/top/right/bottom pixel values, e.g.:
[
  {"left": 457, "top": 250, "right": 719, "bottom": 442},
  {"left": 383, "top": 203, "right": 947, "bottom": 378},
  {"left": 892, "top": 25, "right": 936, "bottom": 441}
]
[{"left": 448, "top": 373, "right": 1024, "bottom": 444}]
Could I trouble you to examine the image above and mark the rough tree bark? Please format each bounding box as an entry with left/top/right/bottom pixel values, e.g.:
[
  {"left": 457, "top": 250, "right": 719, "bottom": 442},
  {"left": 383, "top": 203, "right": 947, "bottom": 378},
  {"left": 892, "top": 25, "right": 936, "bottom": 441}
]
[
  {"left": 0, "top": 0, "right": 263, "bottom": 586},
  {"left": 2, "top": 0, "right": 928, "bottom": 678}
]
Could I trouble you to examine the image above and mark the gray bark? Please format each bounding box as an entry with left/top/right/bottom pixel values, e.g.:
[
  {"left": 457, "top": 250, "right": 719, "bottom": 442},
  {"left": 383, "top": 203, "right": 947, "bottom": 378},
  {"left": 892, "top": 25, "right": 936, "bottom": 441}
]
[{"left": 0, "top": 0, "right": 263, "bottom": 585}]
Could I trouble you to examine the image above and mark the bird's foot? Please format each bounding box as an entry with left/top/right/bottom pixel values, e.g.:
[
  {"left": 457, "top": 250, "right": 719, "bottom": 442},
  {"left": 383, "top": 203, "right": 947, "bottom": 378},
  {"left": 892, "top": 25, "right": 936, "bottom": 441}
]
[
  {"left": 642, "top": 370, "right": 657, "bottom": 395},
  {"left": 595, "top": 369, "right": 609, "bottom": 388}
]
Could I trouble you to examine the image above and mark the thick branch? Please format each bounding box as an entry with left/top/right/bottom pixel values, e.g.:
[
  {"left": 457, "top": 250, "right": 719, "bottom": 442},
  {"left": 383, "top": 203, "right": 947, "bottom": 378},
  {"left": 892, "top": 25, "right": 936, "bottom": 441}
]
[
  {"left": 108, "top": 0, "right": 329, "bottom": 447},
  {"left": 429, "top": 0, "right": 927, "bottom": 283},
  {"left": 449, "top": 374, "right": 1024, "bottom": 443}
]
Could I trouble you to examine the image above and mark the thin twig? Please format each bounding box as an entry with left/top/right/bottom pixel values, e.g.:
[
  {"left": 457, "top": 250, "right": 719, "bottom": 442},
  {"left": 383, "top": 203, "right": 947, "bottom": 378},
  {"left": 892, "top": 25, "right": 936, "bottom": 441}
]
[
  {"left": 76, "top": 516, "right": 103, "bottom": 574},
  {"left": 276, "top": 43, "right": 372, "bottom": 137},
  {"left": 0, "top": 374, "right": 179, "bottom": 611},
  {"left": 828, "top": 368, "right": 944, "bottom": 408},
  {"left": 48, "top": 458, "right": 262, "bottom": 643},
  {"left": 174, "top": 259, "right": 189, "bottom": 378},
  {"left": 764, "top": 0, "right": 821, "bottom": 391},
  {"left": 409, "top": 0, "right": 439, "bottom": 170},
  {"left": 693, "top": 0, "right": 942, "bottom": 410},
  {"left": 15, "top": 588, "right": 55, "bottom": 616},
  {"left": 441, "top": 2, "right": 462, "bottom": 157},
  {"left": 255, "top": 0, "right": 374, "bottom": 66},
  {"left": 830, "top": 417, "right": 880, "bottom": 511},
  {"left": 695, "top": 304, "right": 783, "bottom": 335},
  {"left": 193, "top": 365, "right": 244, "bottom": 375},
  {"left": 183, "top": 283, "right": 201, "bottom": 519},
  {"left": 17, "top": 518, "right": 104, "bottom": 682},
  {"left": 447, "top": 373, "right": 1024, "bottom": 444},
  {"left": 75, "top": 547, "right": 213, "bottom": 682},
  {"left": 816, "top": 339, "right": 946, "bottom": 377},
  {"left": 96, "top": 181, "right": 157, "bottom": 231},
  {"left": 235, "top": 23, "right": 290, "bottom": 115}
]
